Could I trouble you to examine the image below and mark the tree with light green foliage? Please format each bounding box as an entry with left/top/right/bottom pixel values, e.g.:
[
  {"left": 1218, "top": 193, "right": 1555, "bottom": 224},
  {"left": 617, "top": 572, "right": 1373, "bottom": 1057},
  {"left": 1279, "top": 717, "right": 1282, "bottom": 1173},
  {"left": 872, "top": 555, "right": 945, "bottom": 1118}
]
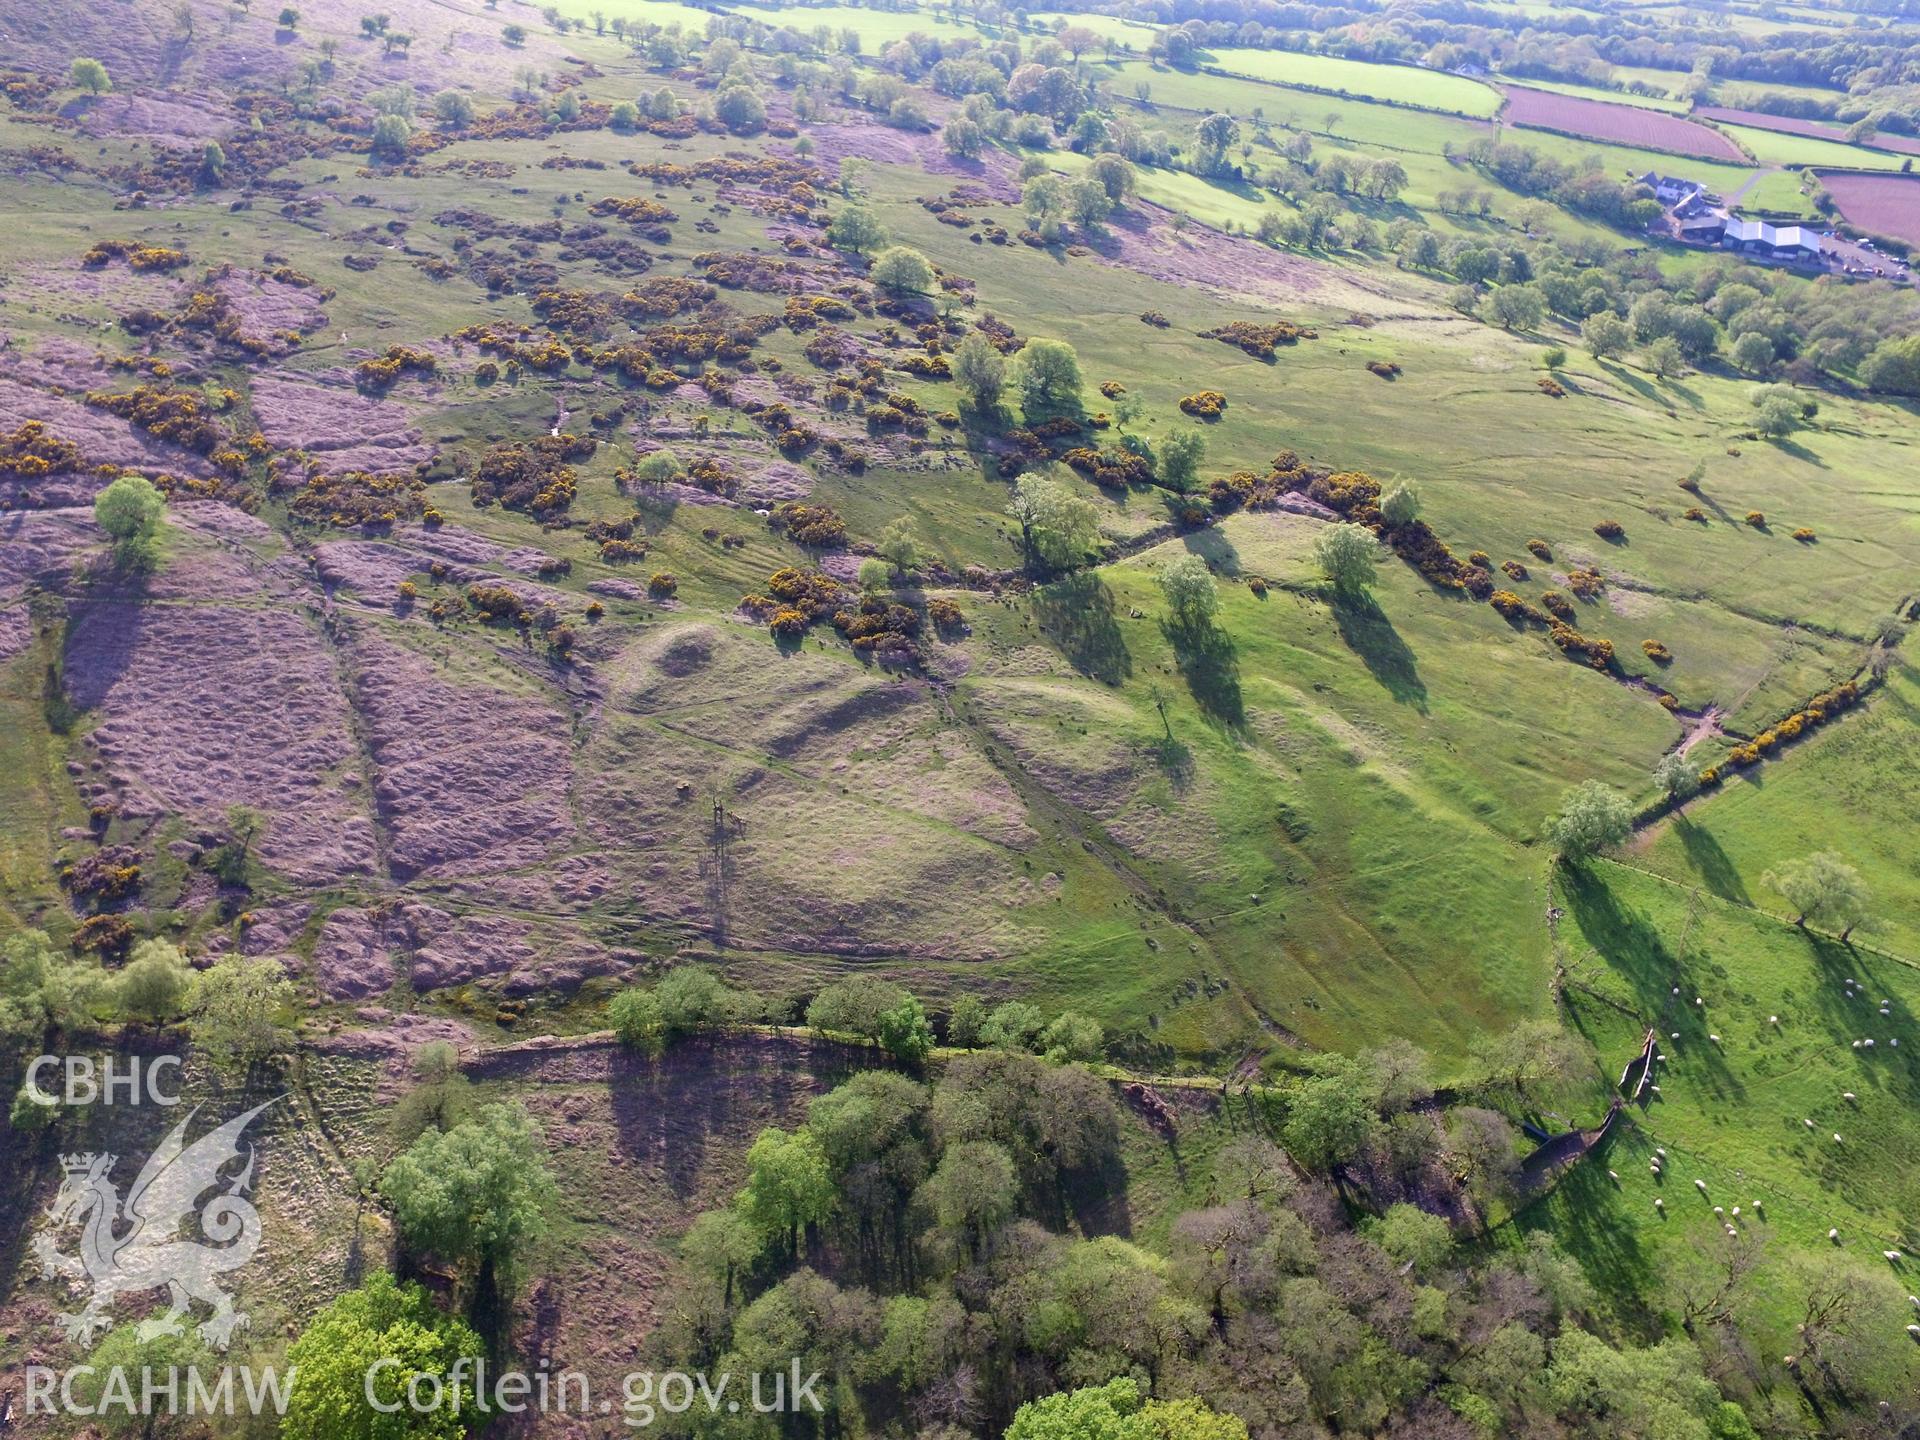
[
  {"left": 370, "top": 112, "right": 413, "bottom": 157},
  {"left": 188, "top": 955, "right": 295, "bottom": 1070},
  {"left": 381, "top": 1103, "right": 555, "bottom": 1299},
  {"left": 653, "top": 965, "right": 741, "bottom": 1031},
  {"left": 1067, "top": 176, "right": 1112, "bottom": 229},
  {"left": 947, "top": 993, "right": 987, "bottom": 1048},
  {"left": 70, "top": 58, "right": 112, "bottom": 95},
  {"left": 1547, "top": 779, "right": 1633, "bottom": 859},
  {"left": 116, "top": 939, "right": 193, "bottom": 1026},
  {"left": 1012, "top": 337, "right": 1082, "bottom": 419},
  {"left": 1375, "top": 1203, "right": 1452, "bottom": 1275},
  {"left": 1283, "top": 1054, "right": 1382, "bottom": 1170},
  {"left": 0, "top": 930, "right": 106, "bottom": 1041},
  {"left": 875, "top": 517, "right": 920, "bottom": 577},
  {"left": 1644, "top": 335, "right": 1685, "bottom": 379},
  {"left": 94, "top": 474, "right": 166, "bottom": 572},
  {"left": 1582, "top": 310, "right": 1630, "bottom": 360},
  {"left": 1654, "top": 749, "right": 1702, "bottom": 804},
  {"left": 1752, "top": 384, "right": 1808, "bottom": 437},
  {"left": 920, "top": 1139, "right": 1016, "bottom": 1258},
  {"left": 1157, "top": 427, "right": 1205, "bottom": 492},
  {"left": 827, "top": 201, "right": 887, "bottom": 256},
  {"left": 432, "top": 89, "right": 474, "bottom": 128},
  {"left": 952, "top": 332, "right": 1006, "bottom": 410},
  {"left": 1006, "top": 1376, "right": 1249, "bottom": 1440},
  {"left": 869, "top": 245, "right": 934, "bottom": 299},
  {"left": 1313, "top": 521, "right": 1378, "bottom": 594},
  {"left": 1007, "top": 472, "right": 1098, "bottom": 573},
  {"left": 737, "top": 1126, "right": 834, "bottom": 1254},
  {"left": 678, "top": 1207, "right": 764, "bottom": 1308},
  {"left": 608, "top": 986, "right": 663, "bottom": 1049},
  {"left": 1480, "top": 283, "right": 1546, "bottom": 332},
  {"left": 281, "top": 1271, "right": 482, "bottom": 1440},
  {"left": 71, "top": 1325, "right": 214, "bottom": 1437},
  {"left": 630, "top": 447, "right": 683, "bottom": 489},
  {"left": 981, "top": 999, "right": 1046, "bottom": 1051},
  {"left": 1379, "top": 478, "right": 1420, "bottom": 528},
  {"left": 714, "top": 83, "right": 766, "bottom": 132},
  {"left": 1158, "top": 553, "right": 1218, "bottom": 627},
  {"left": 1765, "top": 851, "right": 1871, "bottom": 938},
  {"left": 1731, "top": 330, "right": 1774, "bottom": 375},
  {"left": 1038, "top": 1011, "right": 1103, "bottom": 1063}
]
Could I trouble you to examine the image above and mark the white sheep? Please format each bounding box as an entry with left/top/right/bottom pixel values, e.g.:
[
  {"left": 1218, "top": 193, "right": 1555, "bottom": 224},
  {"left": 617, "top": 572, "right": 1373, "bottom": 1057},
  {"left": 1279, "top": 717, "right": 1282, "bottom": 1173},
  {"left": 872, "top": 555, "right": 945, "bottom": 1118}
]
[
  {"left": 1709, "top": 1034, "right": 1721, "bottom": 1043},
  {"left": 1844, "top": 1092, "right": 1857, "bottom": 1101},
  {"left": 1696, "top": 1179, "right": 1709, "bottom": 1193},
  {"left": 1831, "top": 1228, "right": 1842, "bottom": 1241},
  {"left": 1835, "top": 1134, "right": 1844, "bottom": 1144},
  {"left": 1770, "top": 1015, "right": 1780, "bottom": 1025},
  {"left": 1654, "top": 1197, "right": 1664, "bottom": 1209},
  {"left": 1886, "top": 1251, "right": 1904, "bottom": 1262}
]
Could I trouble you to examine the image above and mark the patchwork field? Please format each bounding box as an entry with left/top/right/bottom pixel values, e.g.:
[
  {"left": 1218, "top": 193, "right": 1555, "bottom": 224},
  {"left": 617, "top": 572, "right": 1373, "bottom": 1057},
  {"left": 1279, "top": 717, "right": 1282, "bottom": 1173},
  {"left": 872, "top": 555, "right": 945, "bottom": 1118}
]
[
  {"left": 1818, "top": 170, "right": 1920, "bottom": 246},
  {"left": 1502, "top": 83, "right": 1748, "bottom": 161}
]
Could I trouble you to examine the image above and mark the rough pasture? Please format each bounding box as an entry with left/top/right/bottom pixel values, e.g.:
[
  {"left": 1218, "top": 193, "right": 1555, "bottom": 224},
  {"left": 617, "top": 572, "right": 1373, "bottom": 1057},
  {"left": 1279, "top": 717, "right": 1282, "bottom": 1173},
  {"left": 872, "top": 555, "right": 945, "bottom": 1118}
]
[
  {"left": 1501, "top": 85, "right": 1746, "bottom": 160},
  {"left": 1816, "top": 171, "right": 1920, "bottom": 246}
]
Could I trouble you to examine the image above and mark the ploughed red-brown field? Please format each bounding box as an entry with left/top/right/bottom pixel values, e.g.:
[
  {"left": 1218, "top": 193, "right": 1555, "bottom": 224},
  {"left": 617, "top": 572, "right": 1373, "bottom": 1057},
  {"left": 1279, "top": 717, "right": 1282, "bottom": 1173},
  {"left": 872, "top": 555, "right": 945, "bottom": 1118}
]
[
  {"left": 1817, "top": 171, "right": 1920, "bottom": 247},
  {"left": 1697, "top": 106, "right": 1920, "bottom": 157},
  {"left": 1501, "top": 84, "right": 1746, "bottom": 161}
]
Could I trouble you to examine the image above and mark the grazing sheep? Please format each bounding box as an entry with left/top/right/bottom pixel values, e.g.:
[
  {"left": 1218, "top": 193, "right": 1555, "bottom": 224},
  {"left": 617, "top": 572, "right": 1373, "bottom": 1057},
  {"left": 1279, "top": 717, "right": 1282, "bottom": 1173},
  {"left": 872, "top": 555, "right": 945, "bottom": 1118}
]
[
  {"left": 1831, "top": 1228, "right": 1841, "bottom": 1242},
  {"left": 1770, "top": 1015, "right": 1780, "bottom": 1025},
  {"left": 1696, "top": 1179, "right": 1709, "bottom": 1193},
  {"left": 1844, "top": 1092, "right": 1857, "bottom": 1101},
  {"left": 1709, "top": 1034, "right": 1721, "bottom": 1043},
  {"left": 1908, "top": 1324, "right": 1920, "bottom": 1341}
]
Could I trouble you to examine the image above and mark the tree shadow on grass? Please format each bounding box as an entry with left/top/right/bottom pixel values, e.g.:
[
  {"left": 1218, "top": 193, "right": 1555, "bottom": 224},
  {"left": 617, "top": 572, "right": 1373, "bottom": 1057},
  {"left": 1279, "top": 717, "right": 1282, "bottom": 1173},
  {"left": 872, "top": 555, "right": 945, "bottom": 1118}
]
[
  {"left": 1513, "top": 1140, "right": 1660, "bottom": 1331},
  {"left": 1162, "top": 614, "right": 1245, "bottom": 732},
  {"left": 1672, "top": 815, "right": 1752, "bottom": 906},
  {"left": 1033, "top": 571, "right": 1132, "bottom": 686},
  {"left": 1179, "top": 524, "right": 1241, "bottom": 576},
  {"left": 1331, "top": 593, "right": 1427, "bottom": 713},
  {"left": 1597, "top": 358, "right": 1662, "bottom": 404},
  {"left": 1560, "top": 864, "right": 1689, "bottom": 1017},
  {"left": 1768, "top": 435, "right": 1828, "bottom": 470}
]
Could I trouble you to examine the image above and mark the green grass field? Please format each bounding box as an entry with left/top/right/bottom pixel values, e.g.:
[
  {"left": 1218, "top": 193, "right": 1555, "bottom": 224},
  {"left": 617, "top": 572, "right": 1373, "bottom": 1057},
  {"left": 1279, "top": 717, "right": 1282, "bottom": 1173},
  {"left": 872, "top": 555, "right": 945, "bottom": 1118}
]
[
  {"left": 1517, "top": 859, "right": 1920, "bottom": 1374},
  {"left": 1203, "top": 48, "right": 1504, "bottom": 117},
  {"left": 1719, "top": 122, "right": 1913, "bottom": 172}
]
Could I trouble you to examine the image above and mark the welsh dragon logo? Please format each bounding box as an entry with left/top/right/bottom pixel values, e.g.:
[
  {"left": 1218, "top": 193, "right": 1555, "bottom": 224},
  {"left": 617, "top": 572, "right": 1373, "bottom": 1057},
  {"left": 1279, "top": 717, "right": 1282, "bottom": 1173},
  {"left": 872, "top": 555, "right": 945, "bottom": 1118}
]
[{"left": 32, "top": 1099, "right": 279, "bottom": 1350}]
